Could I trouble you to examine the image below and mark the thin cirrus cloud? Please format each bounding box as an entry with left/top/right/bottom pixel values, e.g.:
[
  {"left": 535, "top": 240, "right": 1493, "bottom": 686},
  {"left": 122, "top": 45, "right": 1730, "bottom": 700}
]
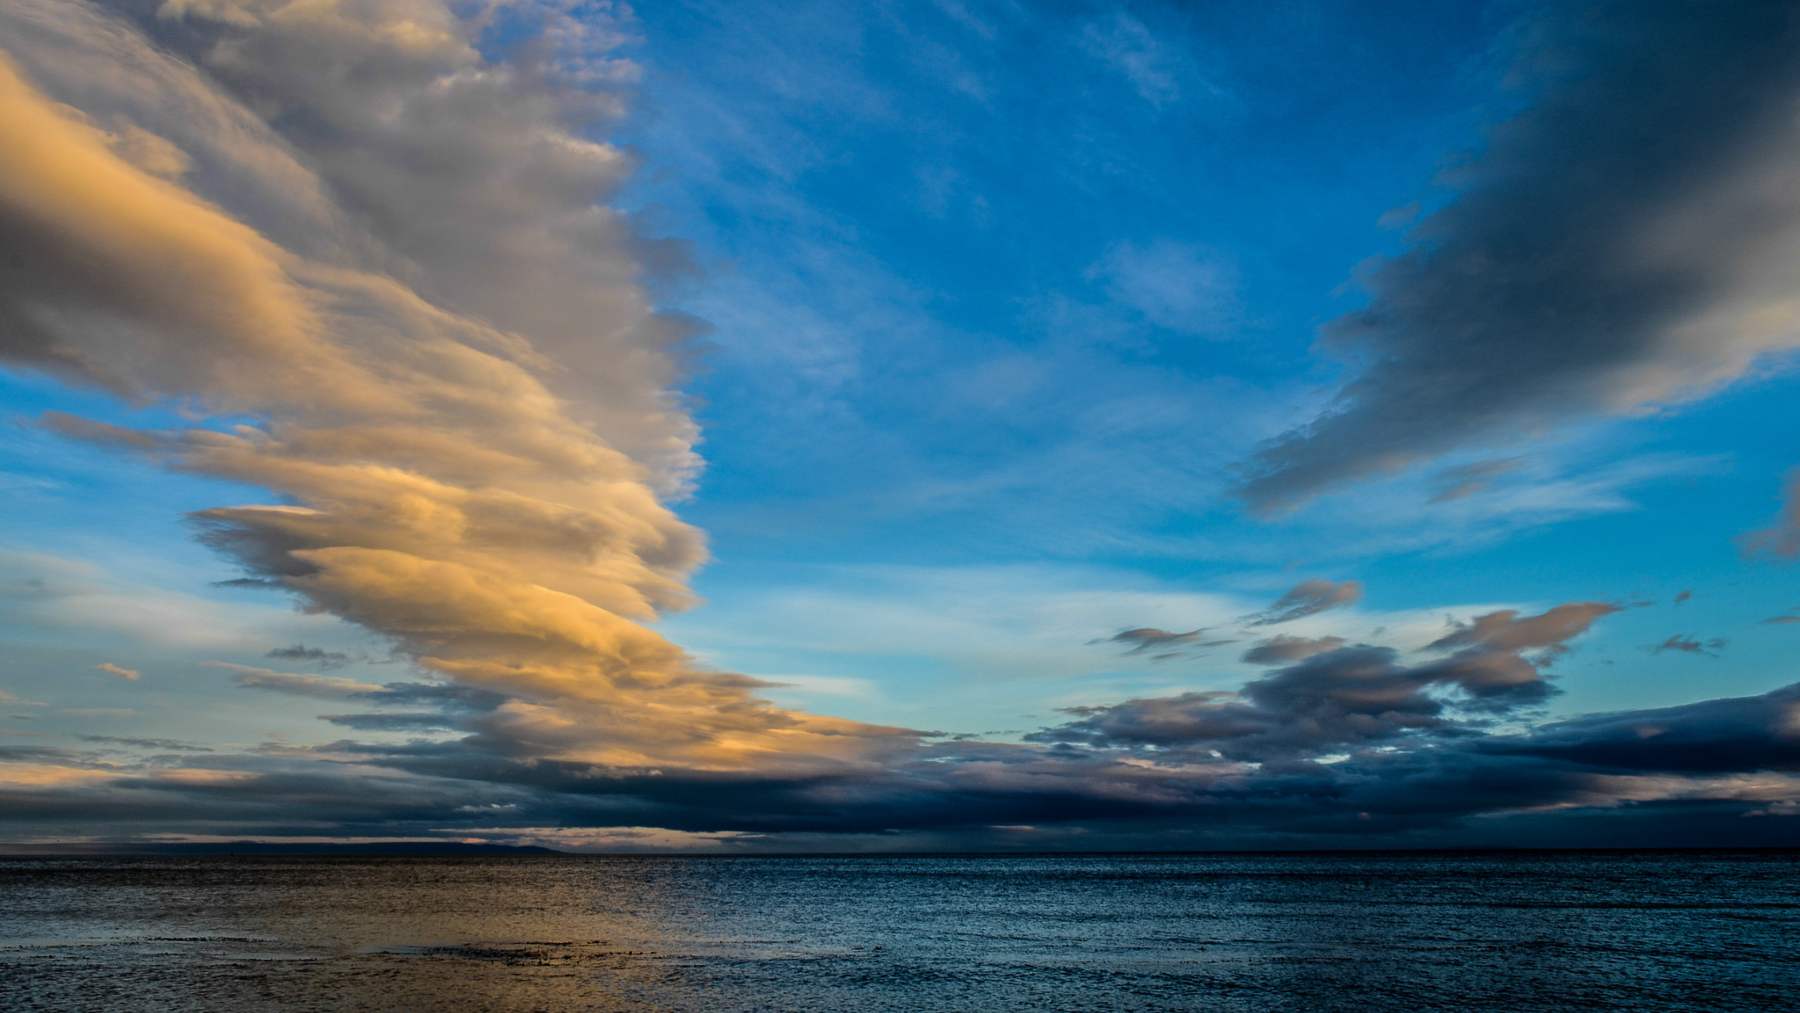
[
  {"left": 1238, "top": 1, "right": 1800, "bottom": 514},
  {"left": 1088, "top": 240, "right": 1238, "bottom": 337}
]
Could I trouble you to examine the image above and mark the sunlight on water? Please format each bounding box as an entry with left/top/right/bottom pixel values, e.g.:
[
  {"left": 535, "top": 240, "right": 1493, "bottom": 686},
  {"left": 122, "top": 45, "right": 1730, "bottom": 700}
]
[{"left": 3, "top": 852, "right": 1798, "bottom": 1010}]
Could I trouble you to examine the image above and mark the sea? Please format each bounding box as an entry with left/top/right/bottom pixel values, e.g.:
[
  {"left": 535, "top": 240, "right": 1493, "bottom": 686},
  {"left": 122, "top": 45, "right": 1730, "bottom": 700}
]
[{"left": 2, "top": 851, "right": 1797, "bottom": 1010}]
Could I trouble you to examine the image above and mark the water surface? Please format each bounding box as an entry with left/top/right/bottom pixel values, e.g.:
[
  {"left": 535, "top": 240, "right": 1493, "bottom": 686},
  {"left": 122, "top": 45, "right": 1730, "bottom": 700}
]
[{"left": 3, "top": 851, "right": 1797, "bottom": 1010}]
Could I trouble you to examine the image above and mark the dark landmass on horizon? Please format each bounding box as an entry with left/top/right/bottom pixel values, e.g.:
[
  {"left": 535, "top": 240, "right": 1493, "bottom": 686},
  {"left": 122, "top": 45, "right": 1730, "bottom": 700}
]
[
  {"left": 0, "top": 841, "right": 559, "bottom": 857},
  {"left": 4, "top": 843, "right": 1797, "bottom": 858}
]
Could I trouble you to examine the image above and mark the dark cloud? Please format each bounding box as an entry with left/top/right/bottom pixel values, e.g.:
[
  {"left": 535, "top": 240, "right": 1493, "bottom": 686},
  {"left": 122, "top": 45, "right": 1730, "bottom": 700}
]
[
  {"left": 1032, "top": 603, "right": 1611, "bottom": 760},
  {"left": 1651, "top": 634, "right": 1726, "bottom": 657},
  {"left": 80, "top": 736, "right": 213, "bottom": 753},
  {"left": 1483, "top": 684, "right": 1800, "bottom": 775},
  {"left": 1239, "top": 2, "right": 1800, "bottom": 512},
  {"left": 1674, "top": 589, "right": 1692, "bottom": 605},
  {"left": 1247, "top": 579, "right": 1362, "bottom": 626},
  {"left": 266, "top": 644, "right": 352, "bottom": 669},
  {"left": 321, "top": 713, "right": 461, "bottom": 732},
  {"left": 1103, "top": 627, "right": 1202, "bottom": 652},
  {"left": 357, "top": 681, "right": 508, "bottom": 713},
  {"left": 6, "top": 676, "right": 1800, "bottom": 849},
  {"left": 1095, "top": 627, "right": 1235, "bottom": 658},
  {"left": 1241, "top": 634, "right": 1345, "bottom": 666}
]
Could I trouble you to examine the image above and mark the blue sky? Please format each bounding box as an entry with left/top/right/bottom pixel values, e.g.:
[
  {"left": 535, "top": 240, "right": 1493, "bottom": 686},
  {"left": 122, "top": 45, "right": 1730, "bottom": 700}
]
[
  {"left": 622, "top": 0, "right": 1800, "bottom": 723},
  {"left": 1, "top": 0, "right": 1798, "bottom": 850}
]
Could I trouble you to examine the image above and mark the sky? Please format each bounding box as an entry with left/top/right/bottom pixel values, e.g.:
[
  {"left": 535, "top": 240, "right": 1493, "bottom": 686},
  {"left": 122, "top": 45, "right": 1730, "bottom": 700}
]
[{"left": 0, "top": 0, "right": 1798, "bottom": 852}]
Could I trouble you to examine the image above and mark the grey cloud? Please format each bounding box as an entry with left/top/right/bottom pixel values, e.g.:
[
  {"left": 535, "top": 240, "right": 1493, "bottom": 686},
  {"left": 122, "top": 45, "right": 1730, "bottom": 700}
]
[
  {"left": 7, "top": 677, "right": 1800, "bottom": 849},
  {"left": 1239, "top": 2, "right": 1800, "bottom": 511},
  {"left": 321, "top": 713, "right": 460, "bottom": 732},
  {"left": 1100, "top": 627, "right": 1233, "bottom": 656},
  {"left": 118, "top": 0, "right": 699, "bottom": 478},
  {"left": 1485, "top": 684, "right": 1800, "bottom": 775},
  {"left": 266, "top": 644, "right": 352, "bottom": 669},
  {"left": 215, "top": 663, "right": 383, "bottom": 700},
  {"left": 1240, "top": 634, "right": 1345, "bottom": 666},
  {"left": 1427, "top": 602, "right": 1618, "bottom": 660},
  {"left": 1763, "top": 609, "right": 1800, "bottom": 626},
  {"left": 1248, "top": 579, "right": 1361, "bottom": 626},
  {"left": 81, "top": 736, "right": 214, "bottom": 753},
  {"left": 1036, "top": 602, "right": 1614, "bottom": 759},
  {"left": 1651, "top": 634, "right": 1726, "bottom": 657},
  {"left": 357, "top": 681, "right": 508, "bottom": 713}
]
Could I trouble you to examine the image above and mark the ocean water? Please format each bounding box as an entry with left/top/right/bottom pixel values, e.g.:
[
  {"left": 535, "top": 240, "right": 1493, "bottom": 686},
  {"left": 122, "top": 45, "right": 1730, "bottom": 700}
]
[{"left": 2, "top": 851, "right": 1797, "bottom": 1010}]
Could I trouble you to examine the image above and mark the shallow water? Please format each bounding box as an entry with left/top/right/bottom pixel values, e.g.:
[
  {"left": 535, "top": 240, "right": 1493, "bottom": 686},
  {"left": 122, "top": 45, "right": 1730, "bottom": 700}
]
[{"left": 2, "top": 851, "right": 1797, "bottom": 1010}]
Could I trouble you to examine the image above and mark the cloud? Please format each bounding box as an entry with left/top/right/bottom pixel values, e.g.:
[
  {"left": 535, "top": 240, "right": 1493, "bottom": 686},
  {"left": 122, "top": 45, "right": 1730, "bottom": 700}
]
[
  {"left": 1079, "top": 12, "right": 1182, "bottom": 107},
  {"left": 210, "top": 662, "right": 382, "bottom": 700},
  {"left": 93, "top": 662, "right": 139, "bottom": 682},
  {"left": 0, "top": 550, "right": 316, "bottom": 651},
  {"left": 1763, "top": 609, "right": 1800, "bottom": 626},
  {"left": 1100, "top": 627, "right": 1229, "bottom": 656},
  {"left": 6, "top": 670, "right": 1800, "bottom": 849},
  {"left": 1238, "top": 2, "right": 1800, "bottom": 512},
  {"left": 0, "top": 1, "right": 910, "bottom": 776},
  {"left": 1033, "top": 602, "right": 1614, "bottom": 760},
  {"left": 1483, "top": 684, "right": 1800, "bottom": 775},
  {"left": 1425, "top": 602, "right": 1618, "bottom": 661},
  {"left": 1247, "top": 579, "right": 1362, "bottom": 625},
  {"left": 265, "top": 645, "right": 352, "bottom": 669},
  {"left": 1240, "top": 634, "right": 1344, "bottom": 666},
  {"left": 1651, "top": 635, "right": 1726, "bottom": 657},
  {"left": 1674, "top": 589, "right": 1692, "bottom": 605},
  {"left": 320, "top": 713, "right": 459, "bottom": 732},
  {"left": 81, "top": 736, "right": 213, "bottom": 753},
  {"left": 1088, "top": 240, "right": 1237, "bottom": 337}
]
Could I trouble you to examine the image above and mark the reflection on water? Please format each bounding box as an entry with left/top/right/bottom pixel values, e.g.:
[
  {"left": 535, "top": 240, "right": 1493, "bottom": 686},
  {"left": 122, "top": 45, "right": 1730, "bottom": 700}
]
[{"left": 3, "top": 852, "right": 1798, "bottom": 1010}]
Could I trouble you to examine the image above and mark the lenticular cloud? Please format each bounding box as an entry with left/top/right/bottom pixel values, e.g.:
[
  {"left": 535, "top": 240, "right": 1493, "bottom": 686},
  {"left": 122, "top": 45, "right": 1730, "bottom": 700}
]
[{"left": 0, "top": 0, "right": 905, "bottom": 771}]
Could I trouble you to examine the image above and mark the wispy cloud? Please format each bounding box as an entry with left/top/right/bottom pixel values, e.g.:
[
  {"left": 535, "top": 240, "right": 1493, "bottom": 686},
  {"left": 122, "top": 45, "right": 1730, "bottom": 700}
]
[
  {"left": 1247, "top": 579, "right": 1362, "bottom": 626},
  {"left": 210, "top": 662, "right": 381, "bottom": 700},
  {"left": 1650, "top": 635, "right": 1726, "bottom": 657},
  {"left": 93, "top": 662, "right": 139, "bottom": 682}
]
